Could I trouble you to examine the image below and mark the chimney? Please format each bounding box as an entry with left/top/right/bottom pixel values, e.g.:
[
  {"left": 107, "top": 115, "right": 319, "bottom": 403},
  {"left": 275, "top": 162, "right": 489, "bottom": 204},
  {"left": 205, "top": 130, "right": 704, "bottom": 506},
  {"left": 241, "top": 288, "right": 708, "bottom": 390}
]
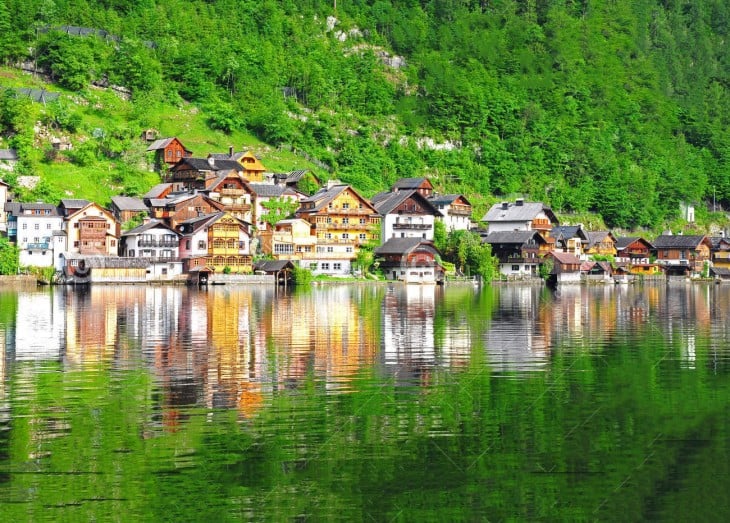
[
  {"left": 229, "top": 146, "right": 234, "bottom": 157},
  {"left": 515, "top": 198, "right": 524, "bottom": 206},
  {"left": 207, "top": 156, "right": 215, "bottom": 168},
  {"left": 501, "top": 202, "right": 509, "bottom": 210}
]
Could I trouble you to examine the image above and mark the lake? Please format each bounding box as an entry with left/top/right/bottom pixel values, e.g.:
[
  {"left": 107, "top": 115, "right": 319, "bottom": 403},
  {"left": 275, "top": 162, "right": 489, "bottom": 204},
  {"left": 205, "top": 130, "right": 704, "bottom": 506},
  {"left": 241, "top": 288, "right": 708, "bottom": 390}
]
[{"left": 1, "top": 281, "right": 730, "bottom": 520}]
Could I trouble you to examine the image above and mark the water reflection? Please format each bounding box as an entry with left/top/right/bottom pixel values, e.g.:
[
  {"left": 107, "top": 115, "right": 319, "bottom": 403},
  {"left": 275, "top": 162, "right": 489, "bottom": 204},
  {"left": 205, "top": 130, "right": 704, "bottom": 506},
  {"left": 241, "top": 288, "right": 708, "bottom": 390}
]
[{"left": 2, "top": 283, "right": 730, "bottom": 519}]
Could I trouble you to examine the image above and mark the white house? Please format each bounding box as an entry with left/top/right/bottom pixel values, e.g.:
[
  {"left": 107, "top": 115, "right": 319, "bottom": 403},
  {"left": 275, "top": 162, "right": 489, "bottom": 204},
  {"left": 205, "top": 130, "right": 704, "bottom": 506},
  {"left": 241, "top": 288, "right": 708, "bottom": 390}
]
[
  {"left": 12, "top": 203, "right": 64, "bottom": 268},
  {"left": 482, "top": 199, "right": 558, "bottom": 235},
  {"left": 429, "top": 194, "right": 473, "bottom": 232},
  {"left": 120, "top": 219, "right": 184, "bottom": 279},
  {"left": 371, "top": 189, "right": 441, "bottom": 242}
]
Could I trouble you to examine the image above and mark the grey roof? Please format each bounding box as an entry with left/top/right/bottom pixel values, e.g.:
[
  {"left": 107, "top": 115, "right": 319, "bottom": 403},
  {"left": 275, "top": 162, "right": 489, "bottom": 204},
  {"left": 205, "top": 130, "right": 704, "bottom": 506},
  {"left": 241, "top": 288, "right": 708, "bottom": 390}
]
[
  {"left": 4, "top": 202, "right": 20, "bottom": 214},
  {"left": 483, "top": 231, "right": 545, "bottom": 245},
  {"left": 60, "top": 199, "right": 90, "bottom": 209},
  {"left": 371, "top": 189, "right": 441, "bottom": 216},
  {"left": 146, "top": 137, "right": 177, "bottom": 151},
  {"left": 551, "top": 225, "right": 586, "bottom": 240},
  {"left": 652, "top": 235, "right": 707, "bottom": 249},
  {"left": 143, "top": 183, "right": 172, "bottom": 199},
  {"left": 299, "top": 184, "right": 350, "bottom": 211},
  {"left": 286, "top": 169, "right": 313, "bottom": 183},
  {"left": 428, "top": 194, "right": 471, "bottom": 206},
  {"left": 13, "top": 88, "right": 60, "bottom": 103},
  {"left": 249, "top": 183, "right": 286, "bottom": 198},
  {"left": 254, "top": 260, "right": 295, "bottom": 272},
  {"left": 0, "top": 149, "right": 18, "bottom": 161},
  {"left": 392, "top": 177, "right": 430, "bottom": 190},
  {"left": 585, "top": 231, "right": 615, "bottom": 248},
  {"left": 111, "top": 196, "right": 148, "bottom": 212},
  {"left": 9, "top": 202, "right": 60, "bottom": 215},
  {"left": 122, "top": 219, "right": 178, "bottom": 237},
  {"left": 173, "top": 157, "right": 242, "bottom": 172},
  {"left": 482, "top": 200, "right": 558, "bottom": 224},
  {"left": 375, "top": 237, "right": 436, "bottom": 255},
  {"left": 711, "top": 267, "right": 730, "bottom": 278}
]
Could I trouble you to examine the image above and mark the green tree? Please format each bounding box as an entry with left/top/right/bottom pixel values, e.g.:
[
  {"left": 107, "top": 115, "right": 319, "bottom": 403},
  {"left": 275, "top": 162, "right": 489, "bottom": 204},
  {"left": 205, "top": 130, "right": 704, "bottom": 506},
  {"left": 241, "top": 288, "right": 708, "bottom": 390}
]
[
  {"left": 260, "top": 197, "right": 299, "bottom": 227},
  {"left": 0, "top": 236, "right": 19, "bottom": 275}
]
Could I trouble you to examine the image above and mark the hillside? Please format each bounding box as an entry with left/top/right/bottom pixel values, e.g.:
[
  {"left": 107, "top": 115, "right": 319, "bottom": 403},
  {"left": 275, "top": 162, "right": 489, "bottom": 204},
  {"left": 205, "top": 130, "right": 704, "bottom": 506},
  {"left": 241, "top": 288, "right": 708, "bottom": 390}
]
[{"left": 1, "top": 0, "right": 729, "bottom": 231}]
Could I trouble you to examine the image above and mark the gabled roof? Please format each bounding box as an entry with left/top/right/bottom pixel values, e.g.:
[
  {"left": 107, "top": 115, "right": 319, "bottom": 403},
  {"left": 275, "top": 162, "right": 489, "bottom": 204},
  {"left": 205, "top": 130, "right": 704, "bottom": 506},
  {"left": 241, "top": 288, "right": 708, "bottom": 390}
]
[
  {"left": 177, "top": 211, "right": 249, "bottom": 235},
  {"left": 122, "top": 219, "right": 179, "bottom": 237},
  {"left": 111, "top": 196, "right": 148, "bottom": 212},
  {"left": 249, "top": 183, "right": 287, "bottom": 198},
  {"left": 254, "top": 260, "right": 296, "bottom": 272},
  {"left": 146, "top": 137, "right": 191, "bottom": 152},
  {"left": 549, "top": 251, "right": 582, "bottom": 264},
  {"left": 9, "top": 202, "right": 60, "bottom": 216},
  {"left": 615, "top": 236, "right": 654, "bottom": 250},
  {"left": 391, "top": 177, "right": 432, "bottom": 191},
  {"left": 428, "top": 194, "right": 472, "bottom": 206},
  {"left": 708, "top": 236, "right": 730, "bottom": 250},
  {"left": 551, "top": 225, "right": 587, "bottom": 241},
  {"left": 371, "top": 189, "right": 441, "bottom": 216},
  {"left": 144, "top": 183, "right": 172, "bottom": 199},
  {"left": 172, "top": 157, "right": 243, "bottom": 172},
  {"left": 652, "top": 235, "right": 708, "bottom": 249},
  {"left": 483, "top": 230, "right": 546, "bottom": 245},
  {"left": 482, "top": 200, "right": 558, "bottom": 224},
  {"left": 375, "top": 237, "right": 437, "bottom": 255},
  {"left": 585, "top": 231, "right": 616, "bottom": 248},
  {"left": 60, "top": 199, "right": 90, "bottom": 209},
  {"left": 298, "top": 184, "right": 377, "bottom": 214}
]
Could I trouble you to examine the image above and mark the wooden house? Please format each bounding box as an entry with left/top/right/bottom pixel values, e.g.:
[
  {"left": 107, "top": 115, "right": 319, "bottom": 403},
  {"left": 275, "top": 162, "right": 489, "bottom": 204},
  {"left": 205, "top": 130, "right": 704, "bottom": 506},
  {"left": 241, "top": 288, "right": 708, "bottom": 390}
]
[
  {"left": 146, "top": 137, "right": 192, "bottom": 170},
  {"left": 371, "top": 189, "right": 441, "bottom": 242},
  {"left": 177, "top": 211, "right": 253, "bottom": 275},
  {"left": 709, "top": 236, "right": 730, "bottom": 270},
  {"left": 374, "top": 238, "right": 444, "bottom": 284},
  {"left": 652, "top": 234, "right": 712, "bottom": 275},
  {"left": 145, "top": 192, "right": 226, "bottom": 229},
  {"left": 110, "top": 196, "right": 149, "bottom": 225},
  {"left": 253, "top": 259, "right": 295, "bottom": 285},
  {"left": 391, "top": 177, "right": 434, "bottom": 198},
  {"left": 272, "top": 169, "right": 322, "bottom": 195},
  {"left": 249, "top": 183, "right": 304, "bottom": 233},
  {"left": 205, "top": 171, "right": 254, "bottom": 224},
  {"left": 483, "top": 230, "right": 549, "bottom": 278},
  {"left": 64, "top": 202, "right": 120, "bottom": 257},
  {"left": 615, "top": 237, "right": 654, "bottom": 264},
  {"left": 428, "top": 194, "right": 473, "bottom": 232},
  {"left": 482, "top": 199, "right": 558, "bottom": 237},
  {"left": 209, "top": 148, "right": 268, "bottom": 182},
  {"left": 584, "top": 231, "right": 617, "bottom": 258},
  {"left": 546, "top": 251, "right": 582, "bottom": 284},
  {"left": 550, "top": 225, "right": 588, "bottom": 258},
  {"left": 167, "top": 157, "right": 244, "bottom": 191},
  {"left": 295, "top": 182, "right": 381, "bottom": 276}
]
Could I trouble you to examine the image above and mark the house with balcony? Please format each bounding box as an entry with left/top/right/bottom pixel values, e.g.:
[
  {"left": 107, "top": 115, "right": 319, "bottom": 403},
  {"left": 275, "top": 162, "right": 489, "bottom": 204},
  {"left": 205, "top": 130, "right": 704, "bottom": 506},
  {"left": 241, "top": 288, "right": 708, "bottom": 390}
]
[
  {"left": 614, "top": 236, "right": 660, "bottom": 274},
  {"left": 371, "top": 189, "right": 441, "bottom": 242},
  {"left": 166, "top": 156, "right": 245, "bottom": 192},
  {"left": 208, "top": 148, "right": 268, "bottom": 182},
  {"left": 710, "top": 236, "right": 730, "bottom": 270},
  {"left": 145, "top": 191, "right": 226, "bottom": 229},
  {"left": 295, "top": 182, "right": 381, "bottom": 276},
  {"left": 391, "top": 177, "right": 434, "bottom": 198},
  {"left": 64, "top": 202, "right": 121, "bottom": 258},
  {"left": 375, "top": 238, "right": 444, "bottom": 284},
  {"left": 550, "top": 225, "right": 588, "bottom": 258},
  {"left": 6, "top": 202, "right": 64, "bottom": 267},
  {"left": 120, "top": 219, "right": 183, "bottom": 279},
  {"left": 177, "top": 211, "right": 253, "bottom": 275},
  {"left": 110, "top": 196, "right": 149, "bottom": 225},
  {"left": 652, "top": 234, "right": 712, "bottom": 276},
  {"left": 483, "top": 230, "right": 550, "bottom": 278},
  {"left": 268, "top": 218, "right": 318, "bottom": 263},
  {"left": 482, "top": 199, "right": 558, "bottom": 238},
  {"left": 205, "top": 171, "right": 255, "bottom": 224},
  {"left": 584, "top": 231, "right": 617, "bottom": 259},
  {"left": 429, "top": 194, "right": 473, "bottom": 232}
]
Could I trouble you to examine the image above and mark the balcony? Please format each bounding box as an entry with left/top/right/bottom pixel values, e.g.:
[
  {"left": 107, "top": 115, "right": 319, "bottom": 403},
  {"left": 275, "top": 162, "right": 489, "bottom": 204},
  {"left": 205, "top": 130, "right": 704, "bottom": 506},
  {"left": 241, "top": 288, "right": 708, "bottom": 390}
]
[
  {"left": 220, "top": 188, "right": 246, "bottom": 197},
  {"left": 26, "top": 242, "right": 50, "bottom": 251},
  {"left": 449, "top": 205, "right": 472, "bottom": 216},
  {"left": 393, "top": 222, "right": 431, "bottom": 230},
  {"left": 138, "top": 239, "right": 179, "bottom": 248}
]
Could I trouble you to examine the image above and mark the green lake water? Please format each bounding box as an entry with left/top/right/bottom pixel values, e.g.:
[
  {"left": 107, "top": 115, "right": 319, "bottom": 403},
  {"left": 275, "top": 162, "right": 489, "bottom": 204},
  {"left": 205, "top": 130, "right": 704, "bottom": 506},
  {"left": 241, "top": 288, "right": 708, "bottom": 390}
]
[{"left": 1, "top": 282, "right": 729, "bottom": 521}]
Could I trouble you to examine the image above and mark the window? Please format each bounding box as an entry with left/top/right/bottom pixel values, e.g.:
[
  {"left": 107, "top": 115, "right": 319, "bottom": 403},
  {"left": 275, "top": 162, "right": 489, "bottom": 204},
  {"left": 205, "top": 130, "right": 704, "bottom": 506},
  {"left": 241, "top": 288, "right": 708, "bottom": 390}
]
[
  {"left": 274, "top": 244, "right": 294, "bottom": 254},
  {"left": 111, "top": 240, "right": 116, "bottom": 247},
  {"left": 342, "top": 218, "right": 349, "bottom": 225},
  {"left": 327, "top": 246, "right": 334, "bottom": 253},
  {"left": 198, "top": 240, "right": 206, "bottom": 249},
  {"left": 359, "top": 233, "right": 366, "bottom": 241},
  {"left": 333, "top": 263, "right": 342, "bottom": 270},
  {"left": 512, "top": 265, "right": 520, "bottom": 272},
  {"left": 326, "top": 217, "right": 332, "bottom": 224},
  {"left": 346, "top": 247, "right": 353, "bottom": 253},
  {"left": 129, "top": 250, "right": 135, "bottom": 257},
  {"left": 186, "top": 240, "right": 191, "bottom": 249},
  {"left": 321, "top": 263, "right": 330, "bottom": 270},
  {"left": 326, "top": 233, "right": 332, "bottom": 240},
  {"left": 74, "top": 241, "right": 79, "bottom": 248},
  {"left": 360, "top": 218, "right": 366, "bottom": 224},
  {"left": 22, "top": 223, "right": 27, "bottom": 229},
  {"left": 342, "top": 233, "right": 349, "bottom": 239},
  {"left": 47, "top": 223, "right": 52, "bottom": 229},
  {"left": 342, "top": 203, "right": 350, "bottom": 210}
]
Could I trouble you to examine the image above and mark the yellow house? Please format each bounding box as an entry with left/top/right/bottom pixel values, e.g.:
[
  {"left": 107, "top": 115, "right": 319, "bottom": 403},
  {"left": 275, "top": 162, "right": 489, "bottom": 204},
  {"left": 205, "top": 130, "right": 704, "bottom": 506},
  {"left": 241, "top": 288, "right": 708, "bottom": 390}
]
[
  {"left": 65, "top": 202, "right": 120, "bottom": 256},
  {"left": 294, "top": 183, "right": 381, "bottom": 276},
  {"left": 584, "top": 231, "right": 617, "bottom": 258},
  {"left": 237, "top": 151, "right": 267, "bottom": 182},
  {"left": 178, "top": 211, "right": 253, "bottom": 274}
]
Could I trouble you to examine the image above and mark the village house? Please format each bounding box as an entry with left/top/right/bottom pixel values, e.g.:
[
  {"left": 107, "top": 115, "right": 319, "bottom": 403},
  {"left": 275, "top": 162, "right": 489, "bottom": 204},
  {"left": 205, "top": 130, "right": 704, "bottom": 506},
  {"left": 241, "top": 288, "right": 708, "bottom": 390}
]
[
  {"left": 208, "top": 148, "right": 268, "bottom": 182},
  {"left": 166, "top": 156, "right": 245, "bottom": 192},
  {"left": 145, "top": 191, "right": 226, "bottom": 229},
  {"left": 652, "top": 234, "right": 712, "bottom": 276},
  {"left": 294, "top": 182, "right": 380, "bottom": 276},
  {"left": 391, "top": 177, "right": 434, "bottom": 198},
  {"left": 550, "top": 225, "right": 588, "bottom": 258},
  {"left": 120, "top": 219, "right": 184, "bottom": 279},
  {"left": 205, "top": 171, "right": 255, "bottom": 224},
  {"left": 483, "top": 230, "right": 550, "bottom": 278},
  {"left": 546, "top": 251, "right": 582, "bottom": 284},
  {"left": 429, "top": 194, "right": 473, "bottom": 232},
  {"left": 5, "top": 202, "right": 64, "bottom": 268},
  {"left": 584, "top": 231, "right": 617, "bottom": 259},
  {"left": 614, "top": 236, "right": 661, "bottom": 275},
  {"left": 482, "top": 199, "right": 559, "bottom": 237},
  {"left": 177, "top": 211, "right": 253, "bottom": 276},
  {"left": 272, "top": 169, "right": 322, "bottom": 195},
  {"left": 146, "top": 137, "right": 192, "bottom": 171},
  {"left": 64, "top": 201, "right": 120, "bottom": 257},
  {"left": 110, "top": 196, "right": 149, "bottom": 225},
  {"left": 371, "top": 188, "right": 441, "bottom": 242},
  {"left": 709, "top": 236, "right": 730, "bottom": 270},
  {"left": 375, "top": 238, "right": 444, "bottom": 284},
  {"left": 268, "top": 218, "right": 318, "bottom": 263}
]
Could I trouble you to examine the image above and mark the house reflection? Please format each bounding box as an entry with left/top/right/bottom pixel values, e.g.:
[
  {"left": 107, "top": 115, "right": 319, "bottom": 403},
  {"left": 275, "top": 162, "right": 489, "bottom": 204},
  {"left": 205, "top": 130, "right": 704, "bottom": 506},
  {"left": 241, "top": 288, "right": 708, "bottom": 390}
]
[
  {"left": 15, "top": 290, "right": 65, "bottom": 361},
  {"left": 484, "top": 285, "right": 550, "bottom": 372}
]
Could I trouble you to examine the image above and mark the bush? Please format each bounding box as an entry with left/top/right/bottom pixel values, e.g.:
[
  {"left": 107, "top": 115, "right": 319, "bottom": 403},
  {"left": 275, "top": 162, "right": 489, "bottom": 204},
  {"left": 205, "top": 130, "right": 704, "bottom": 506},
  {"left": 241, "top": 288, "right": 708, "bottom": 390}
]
[{"left": 292, "top": 265, "right": 313, "bottom": 286}]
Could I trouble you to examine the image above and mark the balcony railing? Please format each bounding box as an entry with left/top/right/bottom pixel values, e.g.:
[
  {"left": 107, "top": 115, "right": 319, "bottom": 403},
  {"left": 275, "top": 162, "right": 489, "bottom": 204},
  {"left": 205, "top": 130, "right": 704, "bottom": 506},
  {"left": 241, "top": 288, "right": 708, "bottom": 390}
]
[
  {"left": 393, "top": 222, "right": 431, "bottom": 230},
  {"left": 219, "top": 188, "right": 246, "bottom": 196},
  {"left": 138, "top": 239, "right": 179, "bottom": 248},
  {"left": 26, "top": 243, "right": 50, "bottom": 250},
  {"left": 449, "top": 206, "right": 472, "bottom": 216},
  {"left": 316, "top": 222, "right": 375, "bottom": 230}
]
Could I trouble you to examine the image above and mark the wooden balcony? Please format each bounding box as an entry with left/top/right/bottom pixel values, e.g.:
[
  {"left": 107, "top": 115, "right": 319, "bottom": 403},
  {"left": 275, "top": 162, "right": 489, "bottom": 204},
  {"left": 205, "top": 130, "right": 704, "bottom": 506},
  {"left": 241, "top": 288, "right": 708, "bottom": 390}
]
[
  {"left": 220, "top": 188, "right": 246, "bottom": 197},
  {"left": 449, "top": 205, "right": 472, "bottom": 216},
  {"left": 393, "top": 222, "right": 431, "bottom": 230}
]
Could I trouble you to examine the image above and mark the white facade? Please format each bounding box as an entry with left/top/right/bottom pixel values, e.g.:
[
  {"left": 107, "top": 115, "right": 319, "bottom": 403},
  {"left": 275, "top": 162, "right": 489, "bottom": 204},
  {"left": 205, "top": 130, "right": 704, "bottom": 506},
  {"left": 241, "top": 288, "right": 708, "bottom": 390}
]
[
  {"left": 16, "top": 208, "right": 64, "bottom": 268},
  {"left": 383, "top": 214, "right": 435, "bottom": 241}
]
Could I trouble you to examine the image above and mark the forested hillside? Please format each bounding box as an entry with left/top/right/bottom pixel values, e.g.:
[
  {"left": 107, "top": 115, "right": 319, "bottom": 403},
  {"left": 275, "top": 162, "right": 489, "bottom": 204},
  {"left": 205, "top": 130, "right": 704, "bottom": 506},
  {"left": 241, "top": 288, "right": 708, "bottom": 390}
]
[{"left": 1, "top": 0, "right": 729, "bottom": 229}]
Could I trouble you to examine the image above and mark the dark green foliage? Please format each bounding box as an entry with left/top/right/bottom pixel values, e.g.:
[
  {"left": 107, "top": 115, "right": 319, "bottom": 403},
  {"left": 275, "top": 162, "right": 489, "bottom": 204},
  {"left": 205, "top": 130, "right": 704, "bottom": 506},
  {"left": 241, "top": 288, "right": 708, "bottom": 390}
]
[
  {"left": 0, "top": 236, "right": 19, "bottom": 275},
  {"left": 291, "top": 265, "right": 313, "bottom": 286},
  {"left": 0, "top": 0, "right": 728, "bottom": 228}
]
